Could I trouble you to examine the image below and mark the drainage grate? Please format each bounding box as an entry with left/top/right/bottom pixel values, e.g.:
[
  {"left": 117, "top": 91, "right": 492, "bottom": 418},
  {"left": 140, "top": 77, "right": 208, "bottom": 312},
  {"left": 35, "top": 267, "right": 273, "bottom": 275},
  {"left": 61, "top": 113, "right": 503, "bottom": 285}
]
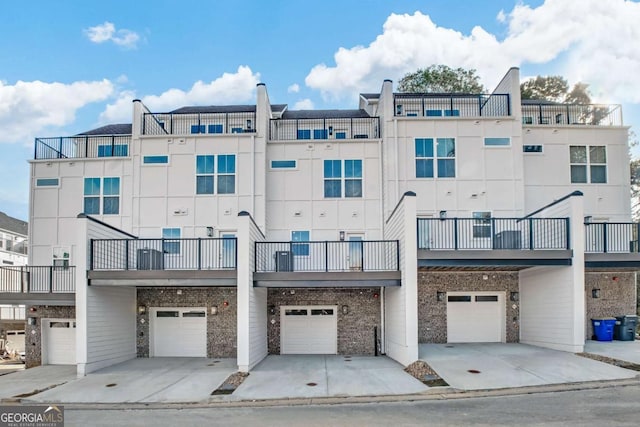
[
  {"left": 467, "top": 369, "right": 481, "bottom": 374},
  {"left": 105, "top": 383, "right": 117, "bottom": 387},
  {"left": 445, "top": 345, "right": 454, "bottom": 348},
  {"left": 306, "top": 382, "right": 317, "bottom": 387}
]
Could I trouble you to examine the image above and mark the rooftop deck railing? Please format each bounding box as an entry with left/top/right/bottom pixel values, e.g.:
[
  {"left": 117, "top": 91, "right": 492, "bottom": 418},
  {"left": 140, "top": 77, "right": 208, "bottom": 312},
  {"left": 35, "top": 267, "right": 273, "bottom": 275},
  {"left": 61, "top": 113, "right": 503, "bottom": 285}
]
[
  {"left": 142, "top": 112, "right": 257, "bottom": 135},
  {"left": 394, "top": 94, "right": 511, "bottom": 118},
  {"left": 91, "top": 238, "right": 237, "bottom": 271},
  {"left": 269, "top": 117, "right": 381, "bottom": 140},
  {"left": 521, "top": 103, "right": 622, "bottom": 126},
  {"left": 584, "top": 222, "right": 640, "bottom": 253},
  {"left": 34, "top": 135, "right": 131, "bottom": 160},
  {"left": 417, "top": 218, "right": 570, "bottom": 250},
  {"left": 255, "top": 240, "right": 399, "bottom": 272},
  {"left": 0, "top": 266, "right": 76, "bottom": 293}
]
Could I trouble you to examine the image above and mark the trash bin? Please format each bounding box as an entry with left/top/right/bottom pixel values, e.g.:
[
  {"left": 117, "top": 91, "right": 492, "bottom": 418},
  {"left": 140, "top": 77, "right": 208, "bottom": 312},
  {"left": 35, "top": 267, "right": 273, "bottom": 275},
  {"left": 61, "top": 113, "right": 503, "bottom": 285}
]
[
  {"left": 614, "top": 315, "right": 638, "bottom": 341},
  {"left": 592, "top": 318, "right": 616, "bottom": 341}
]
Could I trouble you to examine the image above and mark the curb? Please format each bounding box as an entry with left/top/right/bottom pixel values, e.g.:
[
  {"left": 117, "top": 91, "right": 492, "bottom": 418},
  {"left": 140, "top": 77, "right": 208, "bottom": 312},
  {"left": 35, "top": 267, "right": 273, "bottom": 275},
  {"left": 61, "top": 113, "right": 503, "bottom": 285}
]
[{"left": 13, "top": 376, "right": 640, "bottom": 411}]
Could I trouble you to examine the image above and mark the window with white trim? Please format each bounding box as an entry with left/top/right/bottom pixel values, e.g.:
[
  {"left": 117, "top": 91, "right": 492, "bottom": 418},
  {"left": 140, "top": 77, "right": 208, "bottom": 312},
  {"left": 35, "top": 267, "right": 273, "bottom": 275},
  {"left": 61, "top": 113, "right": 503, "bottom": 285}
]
[
  {"left": 570, "top": 145, "right": 607, "bottom": 183},
  {"left": 415, "top": 138, "right": 455, "bottom": 178},
  {"left": 53, "top": 246, "right": 70, "bottom": 269},
  {"left": 291, "top": 230, "right": 310, "bottom": 256},
  {"left": 323, "top": 159, "right": 362, "bottom": 198},
  {"left": 162, "top": 228, "right": 181, "bottom": 254},
  {"left": 195, "top": 154, "right": 236, "bottom": 195},
  {"left": 472, "top": 212, "right": 492, "bottom": 238},
  {"left": 84, "top": 177, "right": 120, "bottom": 215}
]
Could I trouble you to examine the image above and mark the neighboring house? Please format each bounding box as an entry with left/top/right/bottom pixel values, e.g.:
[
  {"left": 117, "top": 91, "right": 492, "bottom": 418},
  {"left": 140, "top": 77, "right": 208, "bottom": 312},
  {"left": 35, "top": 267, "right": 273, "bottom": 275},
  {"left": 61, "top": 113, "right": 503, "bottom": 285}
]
[{"left": 2, "top": 67, "right": 636, "bottom": 375}]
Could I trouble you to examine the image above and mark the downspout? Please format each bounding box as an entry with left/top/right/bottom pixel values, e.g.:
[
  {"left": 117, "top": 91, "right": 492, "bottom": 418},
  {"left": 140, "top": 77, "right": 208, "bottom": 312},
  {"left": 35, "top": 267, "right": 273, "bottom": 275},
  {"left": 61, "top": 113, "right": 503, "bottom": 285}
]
[
  {"left": 394, "top": 118, "right": 399, "bottom": 205},
  {"left": 251, "top": 134, "right": 255, "bottom": 217},
  {"left": 378, "top": 135, "right": 385, "bottom": 354}
]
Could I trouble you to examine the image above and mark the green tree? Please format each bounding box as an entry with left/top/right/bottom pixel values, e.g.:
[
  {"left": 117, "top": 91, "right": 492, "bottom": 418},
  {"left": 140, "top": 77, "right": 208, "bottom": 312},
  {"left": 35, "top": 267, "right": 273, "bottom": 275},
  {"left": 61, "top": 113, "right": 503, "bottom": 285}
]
[
  {"left": 397, "top": 65, "right": 485, "bottom": 93},
  {"left": 520, "top": 75, "right": 591, "bottom": 104}
]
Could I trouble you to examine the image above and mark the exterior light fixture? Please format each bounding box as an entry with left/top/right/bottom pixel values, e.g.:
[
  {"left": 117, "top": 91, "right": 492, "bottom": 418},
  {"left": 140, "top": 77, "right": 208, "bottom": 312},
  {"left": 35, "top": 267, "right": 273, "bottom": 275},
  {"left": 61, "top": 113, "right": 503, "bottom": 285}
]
[
  {"left": 211, "top": 306, "right": 218, "bottom": 315},
  {"left": 439, "top": 210, "right": 447, "bottom": 220},
  {"left": 138, "top": 305, "right": 147, "bottom": 315},
  {"left": 592, "top": 288, "right": 601, "bottom": 298},
  {"left": 339, "top": 231, "right": 345, "bottom": 241},
  {"left": 373, "top": 292, "right": 379, "bottom": 299},
  {"left": 342, "top": 305, "right": 349, "bottom": 315},
  {"left": 27, "top": 317, "right": 36, "bottom": 326},
  {"left": 206, "top": 226, "right": 214, "bottom": 237},
  {"left": 437, "top": 292, "right": 446, "bottom": 302},
  {"left": 268, "top": 305, "right": 276, "bottom": 315},
  {"left": 223, "top": 301, "right": 229, "bottom": 307},
  {"left": 510, "top": 292, "right": 519, "bottom": 302}
]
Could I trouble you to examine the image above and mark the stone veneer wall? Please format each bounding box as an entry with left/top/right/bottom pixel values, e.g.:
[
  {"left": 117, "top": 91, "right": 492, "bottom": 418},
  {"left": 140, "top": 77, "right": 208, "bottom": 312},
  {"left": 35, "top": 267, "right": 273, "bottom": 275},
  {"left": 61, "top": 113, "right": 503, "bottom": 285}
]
[
  {"left": 267, "top": 288, "right": 381, "bottom": 355},
  {"left": 585, "top": 272, "right": 636, "bottom": 339},
  {"left": 417, "top": 271, "right": 520, "bottom": 343},
  {"left": 136, "top": 287, "right": 237, "bottom": 358},
  {"left": 24, "top": 305, "right": 75, "bottom": 368}
]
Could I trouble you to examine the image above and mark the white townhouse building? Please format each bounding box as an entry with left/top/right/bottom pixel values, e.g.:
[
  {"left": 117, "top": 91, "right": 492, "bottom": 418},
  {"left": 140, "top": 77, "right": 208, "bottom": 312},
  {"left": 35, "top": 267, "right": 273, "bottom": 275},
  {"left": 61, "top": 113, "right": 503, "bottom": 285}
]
[{"left": 2, "top": 67, "right": 636, "bottom": 375}]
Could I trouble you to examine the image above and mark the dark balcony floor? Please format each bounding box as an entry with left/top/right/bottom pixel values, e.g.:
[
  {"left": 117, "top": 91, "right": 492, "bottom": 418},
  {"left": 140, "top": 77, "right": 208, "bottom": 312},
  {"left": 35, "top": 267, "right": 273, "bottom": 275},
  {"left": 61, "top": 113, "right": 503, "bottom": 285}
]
[
  {"left": 88, "top": 269, "right": 237, "bottom": 286},
  {"left": 417, "top": 249, "right": 573, "bottom": 268},
  {"left": 253, "top": 271, "right": 401, "bottom": 288}
]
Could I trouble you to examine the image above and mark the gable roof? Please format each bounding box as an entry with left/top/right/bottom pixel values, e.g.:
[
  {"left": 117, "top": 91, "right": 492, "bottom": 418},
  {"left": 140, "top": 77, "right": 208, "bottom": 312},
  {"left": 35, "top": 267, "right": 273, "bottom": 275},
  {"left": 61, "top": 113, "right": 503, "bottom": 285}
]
[
  {"left": 0, "top": 212, "right": 28, "bottom": 236},
  {"left": 77, "top": 124, "right": 132, "bottom": 136},
  {"left": 170, "top": 105, "right": 256, "bottom": 114},
  {"left": 281, "top": 109, "right": 372, "bottom": 119}
]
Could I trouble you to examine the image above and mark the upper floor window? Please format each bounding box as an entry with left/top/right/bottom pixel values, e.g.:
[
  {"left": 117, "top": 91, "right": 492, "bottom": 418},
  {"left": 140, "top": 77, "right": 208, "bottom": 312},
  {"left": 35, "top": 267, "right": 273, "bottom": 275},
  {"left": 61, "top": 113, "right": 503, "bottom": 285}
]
[
  {"left": 472, "top": 212, "right": 492, "bottom": 238},
  {"left": 84, "top": 177, "right": 121, "bottom": 215},
  {"left": 36, "top": 178, "right": 59, "bottom": 187},
  {"left": 271, "top": 160, "right": 297, "bottom": 169},
  {"left": 98, "top": 144, "right": 128, "bottom": 157},
  {"left": 570, "top": 145, "right": 606, "bottom": 184},
  {"left": 53, "top": 246, "right": 70, "bottom": 269},
  {"left": 143, "top": 155, "right": 169, "bottom": 164},
  {"left": 195, "top": 154, "right": 236, "bottom": 195},
  {"left": 323, "top": 159, "right": 362, "bottom": 198},
  {"left": 291, "top": 230, "right": 310, "bottom": 256},
  {"left": 162, "top": 228, "right": 181, "bottom": 254},
  {"left": 415, "top": 138, "right": 456, "bottom": 178},
  {"left": 484, "top": 138, "right": 510, "bottom": 147}
]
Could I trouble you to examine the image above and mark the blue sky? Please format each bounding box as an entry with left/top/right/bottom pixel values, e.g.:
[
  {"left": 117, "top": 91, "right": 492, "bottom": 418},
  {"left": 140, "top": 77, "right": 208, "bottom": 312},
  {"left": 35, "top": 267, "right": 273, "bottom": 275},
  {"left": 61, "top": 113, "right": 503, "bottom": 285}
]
[{"left": 1, "top": 0, "right": 639, "bottom": 221}]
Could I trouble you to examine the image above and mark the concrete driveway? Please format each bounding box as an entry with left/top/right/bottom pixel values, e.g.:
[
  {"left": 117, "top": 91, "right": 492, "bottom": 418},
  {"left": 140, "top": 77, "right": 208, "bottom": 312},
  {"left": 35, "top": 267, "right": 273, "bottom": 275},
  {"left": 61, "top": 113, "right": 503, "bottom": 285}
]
[
  {"left": 0, "top": 365, "right": 76, "bottom": 401},
  {"left": 585, "top": 340, "right": 640, "bottom": 364},
  {"left": 232, "top": 355, "right": 428, "bottom": 400},
  {"left": 420, "top": 343, "right": 638, "bottom": 391},
  {"left": 25, "top": 358, "right": 236, "bottom": 404}
]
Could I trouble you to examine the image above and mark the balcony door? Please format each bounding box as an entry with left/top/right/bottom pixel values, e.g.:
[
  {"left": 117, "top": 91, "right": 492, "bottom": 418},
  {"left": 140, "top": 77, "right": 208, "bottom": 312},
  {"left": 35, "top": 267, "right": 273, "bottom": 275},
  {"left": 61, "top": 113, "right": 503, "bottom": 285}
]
[
  {"left": 347, "top": 234, "right": 364, "bottom": 271},
  {"left": 219, "top": 232, "right": 236, "bottom": 269}
]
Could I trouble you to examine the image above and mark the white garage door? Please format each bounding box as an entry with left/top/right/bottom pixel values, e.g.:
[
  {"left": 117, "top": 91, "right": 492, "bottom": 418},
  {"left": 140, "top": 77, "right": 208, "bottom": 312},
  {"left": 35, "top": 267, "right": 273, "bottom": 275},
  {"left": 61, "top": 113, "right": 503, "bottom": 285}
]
[
  {"left": 447, "top": 292, "right": 504, "bottom": 343},
  {"left": 281, "top": 306, "right": 337, "bottom": 354},
  {"left": 44, "top": 319, "right": 76, "bottom": 365},
  {"left": 151, "top": 308, "right": 207, "bottom": 357}
]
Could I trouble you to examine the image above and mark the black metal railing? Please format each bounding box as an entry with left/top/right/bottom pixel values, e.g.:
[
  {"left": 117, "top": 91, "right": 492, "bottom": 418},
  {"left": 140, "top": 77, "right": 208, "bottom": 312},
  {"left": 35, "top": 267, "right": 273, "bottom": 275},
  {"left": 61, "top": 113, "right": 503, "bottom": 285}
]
[
  {"left": 255, "top": 240, "right": 399, "bottom": 272},
  {"left": 417, "top": 218, "right": 570, "bottom": 250},
  {"left": 91, "top": 238, "right": 237, "bottom": 270},
  {"left": 269, "top": 117, "right": 381, "bottom": 140},
  {"left": 142, "top": 112, "right": 257, "bottom": 135},
  {"left": 585, "top": 222, "right": 640, "bottom": 253},
  {"left": 521, "top": 103, "right": 622, "bottom": 126},
  {"left": 394, "top": 94, "right": 510, "bottom": 118},
  {"left": 34, "top": 135, "right": 131, "bottom": 160},
  {"left": 0, "top": 266, "right": 76, "bottom": 293}
]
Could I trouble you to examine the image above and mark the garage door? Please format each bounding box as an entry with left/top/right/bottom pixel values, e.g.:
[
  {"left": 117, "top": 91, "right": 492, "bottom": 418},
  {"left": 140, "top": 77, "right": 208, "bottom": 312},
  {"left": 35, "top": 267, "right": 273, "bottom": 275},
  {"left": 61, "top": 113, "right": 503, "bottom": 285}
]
[
  {"left": 151, "top": 308, "right": 207, "bottom": 357},
  {"left": 447, "top": 293, "right": 504, "bottom": 343},
  {"left": 281, "top": 306, "right": 337, "bottom": 354},
  {"left": 44, "top": 319, "right": 76, "bottom": 365}
]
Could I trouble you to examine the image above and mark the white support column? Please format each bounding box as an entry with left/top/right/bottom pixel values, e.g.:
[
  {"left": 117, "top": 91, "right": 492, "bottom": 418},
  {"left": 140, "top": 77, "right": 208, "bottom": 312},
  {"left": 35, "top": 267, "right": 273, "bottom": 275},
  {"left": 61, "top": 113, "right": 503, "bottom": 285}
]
[
  {"left": 236, "top": 213, "right": 251, "bottom": 372},
  {"left": 402, "top": 193, "right": 419, "bottom": 362},
  {"left": 75, "top": 217, "right": 89, "bottom": 377}
]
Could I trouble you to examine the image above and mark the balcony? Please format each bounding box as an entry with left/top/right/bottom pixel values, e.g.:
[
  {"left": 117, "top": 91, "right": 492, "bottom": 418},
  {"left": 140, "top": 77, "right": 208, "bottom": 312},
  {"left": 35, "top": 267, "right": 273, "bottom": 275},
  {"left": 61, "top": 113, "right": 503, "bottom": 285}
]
[
  {"left": 584, "top": 222, "right": 640, "bottom": 268},
  {"left": 0, "top": 266, "right": 75, "bottom": 305},
  {"left": 521, "top": 102, "right": 622, "bottom": 126},
  {"left": 394, "top": 93, "right": 510, "bottom": 118},
  {"left": 269, "top": 117, "right": 380, "bottom": 141},
  {"left": 34, "top": 135, "right": 131, "bottom": 160},
  {"left": 417, "top": 217, "right": 572, "bottom": 268},
  {"left": 88, "top": 238, "right": 237, "bottom": 285},
  {"left": 253, "top": 240, "right": 400, "bottom": 287},
  {"left": 142, "top": 111, "right": 257, "bottom": 136}
]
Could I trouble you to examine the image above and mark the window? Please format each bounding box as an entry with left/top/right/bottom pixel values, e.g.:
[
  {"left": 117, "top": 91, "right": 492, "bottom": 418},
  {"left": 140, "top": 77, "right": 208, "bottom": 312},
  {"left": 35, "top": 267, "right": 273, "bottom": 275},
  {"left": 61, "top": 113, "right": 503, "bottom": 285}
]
[
  {"left": 570, "top": 145, "right": 607, "bottom": 184},
  {"left": 522, "top": 116, "right": 534, "bottom": 125},
  {"left": 208, "top": 124, "right": 223, "bottom": 134},
  {"left": 324, "top": 160, "right": 362, "bottom": 198},
  {"left": 523, "top": 145, "right": 543, "bottom": 153},
  {"left": 271, "top": 160, "right": 297, "bottom": 169},
  {"left": 217, "top": 155, "right": 236, "bottom": 194},
  {"left": 84, "top": 177, "right": 120, "bottom": 215},
  {"left": 335, "top": 132, "right": 346, "bottom": 139},
  {"left": 297, "top": 129, "right": 311, "bottom": 139},
  {"left": 415, "top": 138, "right": 434, "bottom": 178},
  {"left": 437, "top": 138, "right": 456, "bottom": 177},
  {"left": 291, "top": 230, "right": 310, "bottom": 256},
  {"left": 426, "top": 110, "right": 442, "bottom": 117},
  {"left": 196, "top": 155, "right": 214, "bottom": 194},
  {"left": 143, "top": 155, "right": 169, "bottom": 164},
  {"left": 191, "top": 124, "right": 206, "bottom": 134},
  {"left": 36, "top": 178, "right": 59, "bottom": 187},
  {"left": 231, "top": 127, "right": 243, "bottom": 134},
  {"left": 473, "top": 212, "right": 492, "bottom": 238},
  {"left": 98, "top": 144, "right": 128, "bottom": 157},
  {"left": 444, "top": 109, "right": 460, "bottom": 117},
  {"left": 53, "top": 246, "right": 70, "bottom": 268},
  {"left": 313, "top": 129, "right": 328, "bottom": 139},
  {"left": 162, "top": 228, "right": 181, "bottom": 254},
  {"left": 484, "top": 138, "right": 510, "bottom": 146}
]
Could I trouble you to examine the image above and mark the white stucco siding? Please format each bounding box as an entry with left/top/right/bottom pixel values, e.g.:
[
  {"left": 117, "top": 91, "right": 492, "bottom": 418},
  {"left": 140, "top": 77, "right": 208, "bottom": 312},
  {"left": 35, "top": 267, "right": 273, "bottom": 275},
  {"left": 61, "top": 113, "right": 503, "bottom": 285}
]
[{"left": 524, "top": 126, "right": 631, "bottom": 220}]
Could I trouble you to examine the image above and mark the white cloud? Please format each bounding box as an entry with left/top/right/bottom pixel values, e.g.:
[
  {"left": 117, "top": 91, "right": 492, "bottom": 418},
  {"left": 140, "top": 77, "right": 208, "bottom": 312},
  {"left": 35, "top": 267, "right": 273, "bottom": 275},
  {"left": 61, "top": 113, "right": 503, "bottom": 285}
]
[
  {"left": 100, "top": 66, "right": 260, "bottom": 123},
  {"left": 287, "top": 83, "right": 300, "bottom": 93},
  {"left": 305, "top": 0, "right": 640, "bottom": 104},
  {"left": 293, "top": 99, "right": 314, "bottom": 110},
  {"left": 0, "top": 79, "right": 114, "bottom": 144},
  {"left": 84, "top": 22, "right": 140, "bottom": 49}
]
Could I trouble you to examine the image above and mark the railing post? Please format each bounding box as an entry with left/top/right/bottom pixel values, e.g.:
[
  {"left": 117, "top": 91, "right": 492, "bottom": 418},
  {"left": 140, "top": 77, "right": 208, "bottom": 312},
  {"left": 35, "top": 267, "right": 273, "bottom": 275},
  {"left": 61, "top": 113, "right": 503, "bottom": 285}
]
[
  {"left": 198, "top": 238, "right": 202, "bottom": 270},
  {"left": 454, "top": 218, "right": 459, "bottom": 250},
  {"left": 58, "top": 137, "right": 63, "bottom": 159},
  {"left": 529, "top": 218, "right": 534, "bottom": 250},
  {"left": 478, "top": 95, "right": 482, "bottom": 116},
  {"left": 325, "top": 241, "right": 329, "bottom": 272},
  {"left": 566, "top": 218, "right": 571, "bottom": 250},
  {"left": 49, "top": 266, "right": 53, "bottom": 293},
  {"left": 636, "top": 223, "right": 640, "bottom": 252},
  {"left": 125, "top": 240, "right": 129, "bottom": 270},
  {"left": 396, "top": 240, "right": 400, "bottom": 271},
  {"left": 89, "top": 239, "right": 94, "bottom": 270},
  {"left": 538, "top": 104, "right": 543, "bottom": 124},
  {"left": 142, "top": 113, "right": 146, "bottom": 135},
  {"left": 491, "top": 218, "right": 496, "bottom": 250},
  {"left": 170, "top": 113, "right": 174, "bottom": 134},
  {"left": 566, "top": 105, "right": 570, "bottom": 124},
  {"left": 360, "top": 240, "right": 364, "bottom": 271},
  {"left": 254, "top": 241, "right": 257, "bottom": 272},
  {"left": 603, "top": 223, "right": 608, "bottom": 253},
  {"left": 507, "top": 94, "right": 511, "bottom": 116}
]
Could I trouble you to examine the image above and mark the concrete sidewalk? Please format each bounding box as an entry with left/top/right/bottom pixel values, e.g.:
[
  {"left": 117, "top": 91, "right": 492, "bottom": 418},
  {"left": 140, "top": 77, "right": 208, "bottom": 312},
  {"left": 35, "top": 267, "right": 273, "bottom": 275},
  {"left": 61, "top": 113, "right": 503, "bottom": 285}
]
[
  {"left": 0, "top": 365, "right": 76, "bottom": 400},
  {"left": 420, "top": 343, "right": 638, "bottom": 390},
  {"left": 230, "top": 355, "right": 428, "bottom": 400},
  {"left": 584, "top": 340, "right": 640, "bottom": 364}
]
